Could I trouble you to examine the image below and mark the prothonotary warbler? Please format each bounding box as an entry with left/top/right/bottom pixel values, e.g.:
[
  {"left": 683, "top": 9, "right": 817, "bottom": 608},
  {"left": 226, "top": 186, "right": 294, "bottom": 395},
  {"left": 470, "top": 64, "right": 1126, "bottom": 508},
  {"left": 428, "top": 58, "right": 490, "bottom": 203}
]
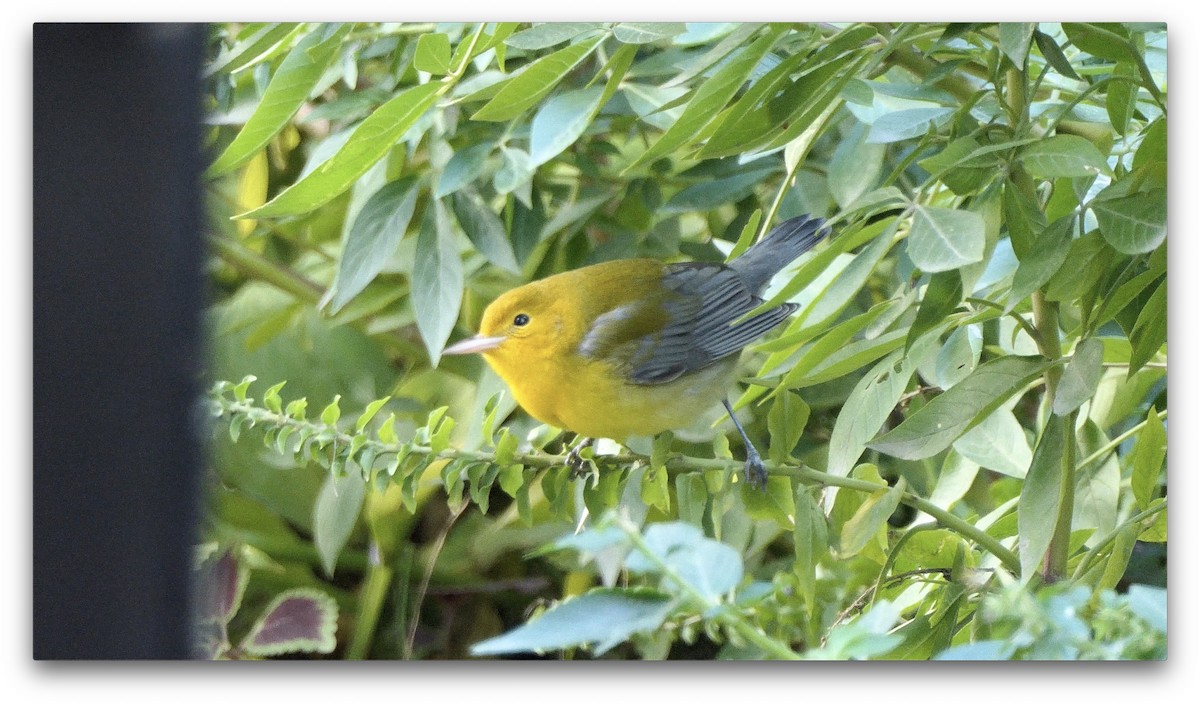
[{"left": 443, "top": 214, "right": 829, "bottom": 488}]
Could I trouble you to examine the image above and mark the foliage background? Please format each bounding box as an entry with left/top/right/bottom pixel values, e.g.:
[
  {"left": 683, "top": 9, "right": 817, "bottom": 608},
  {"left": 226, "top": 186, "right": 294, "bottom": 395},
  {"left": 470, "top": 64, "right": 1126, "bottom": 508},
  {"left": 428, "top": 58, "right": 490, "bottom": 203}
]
[{"left": 198, "top": 21, "right": 1166, "bottom": 660}]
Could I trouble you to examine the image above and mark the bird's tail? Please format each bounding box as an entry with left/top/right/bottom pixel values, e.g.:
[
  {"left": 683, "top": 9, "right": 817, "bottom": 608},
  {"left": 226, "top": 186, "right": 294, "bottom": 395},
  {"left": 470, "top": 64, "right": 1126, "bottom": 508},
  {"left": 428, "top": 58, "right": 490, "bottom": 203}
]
[{"left": 729, "top": 214, "right": 828, "bottom": 293}]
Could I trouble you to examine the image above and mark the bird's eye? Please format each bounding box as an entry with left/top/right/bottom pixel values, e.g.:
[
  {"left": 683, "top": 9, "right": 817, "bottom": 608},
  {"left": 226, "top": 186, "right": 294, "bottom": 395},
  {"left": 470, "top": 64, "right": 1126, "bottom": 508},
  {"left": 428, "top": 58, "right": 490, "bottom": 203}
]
[{"left": 513, "top": 313, "right": 530, "bottom": 327}]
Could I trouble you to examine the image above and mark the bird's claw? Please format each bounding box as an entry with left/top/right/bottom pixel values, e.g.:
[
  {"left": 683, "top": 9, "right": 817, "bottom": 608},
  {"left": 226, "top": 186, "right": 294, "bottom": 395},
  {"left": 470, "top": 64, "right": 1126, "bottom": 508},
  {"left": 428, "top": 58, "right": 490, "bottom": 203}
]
[
  {"left": 566, "top": 438, "right": 596, "bottom": 479},
  {"left": 743, "top": 448, "right": 768, "bottom": 490}
]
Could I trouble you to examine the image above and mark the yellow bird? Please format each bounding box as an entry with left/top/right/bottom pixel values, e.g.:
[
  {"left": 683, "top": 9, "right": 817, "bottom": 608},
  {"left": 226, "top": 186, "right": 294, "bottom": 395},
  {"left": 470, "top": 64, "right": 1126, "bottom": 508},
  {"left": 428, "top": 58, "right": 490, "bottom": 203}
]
[{"left": 443, "top": 214, "right": 828, "bottom": 487}]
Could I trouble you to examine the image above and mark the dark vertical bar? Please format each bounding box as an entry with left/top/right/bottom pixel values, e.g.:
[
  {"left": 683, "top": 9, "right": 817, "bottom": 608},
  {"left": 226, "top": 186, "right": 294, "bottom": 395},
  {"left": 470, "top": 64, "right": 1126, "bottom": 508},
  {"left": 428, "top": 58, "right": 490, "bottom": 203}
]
[{"left": 33, "top": 23, "right": 205, "bottom": 659}]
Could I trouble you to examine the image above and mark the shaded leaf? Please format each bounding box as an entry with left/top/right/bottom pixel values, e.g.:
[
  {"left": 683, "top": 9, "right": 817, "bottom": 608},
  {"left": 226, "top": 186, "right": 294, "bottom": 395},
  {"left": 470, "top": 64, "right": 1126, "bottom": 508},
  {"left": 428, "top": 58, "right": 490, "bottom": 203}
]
[
  {"left": 530, "top": 86, "right": 606, "bottom": 166},
  {"left": 450, "top": 188, "right": 520, "bottom": 273},
  {"left": 613, "top": 23, "right": 687, "bottom": 44},
  {"left": 239, "top": 82, "right": 441, "bottom": 218},
  {"left": 324, "top": 178, "right": 418, "bottom": 313},
  {"left": 1131, "top": 406, "right": 1166, "bottom": 510},
  {"left": 470, "top": 588, "right": 674, "bottom": 656},
  {"left": 1092, "top": 188, "right": 1167, "bottom": 255},
  {"left": 908, "top": 205, "right": 986, "bottom": 272},
  {"left": 208, "top": 24, "right": 351, "bottom": 176},
  {"left": 473, "top": 35, "right": 605, "bottom": 121},
  {"left": 505, "top": 23, "right": 605, "bottom": 50},
  {"left": 827, "top": 351, "right": 914, "bottom": 478},
  {"left": 1017, "top": 417, "right": 1066, "bottom": 581},
  {"left": 1007, "top": 215, "right": 1074, "bottom": 312},
  {"left": 413, "top": 201, "right": 465, "bottom": 366},
  {"left": 953, "top": 408, "right": 1032, "bottom": 478},
  {"left": 1053, "top": 338, "right": 1104, "bottom": 416},
  {"left": 868, "top": 356, "right": 1053, "bottom": 460},
  {"left": 1019, "top": 135, "right": 1111, "bottom": 179},
  {"left": 625, "top": 25, "right": 786, "bottom": 171},
  {"left": 313, "top": 471, "right": 366, "bottom": 577},
  {"left": 1128, "top": 279, "right": 1166, "bottom": 374},
  {"left": 999, "top": 23, "right": 1036, "bottom": 67}
]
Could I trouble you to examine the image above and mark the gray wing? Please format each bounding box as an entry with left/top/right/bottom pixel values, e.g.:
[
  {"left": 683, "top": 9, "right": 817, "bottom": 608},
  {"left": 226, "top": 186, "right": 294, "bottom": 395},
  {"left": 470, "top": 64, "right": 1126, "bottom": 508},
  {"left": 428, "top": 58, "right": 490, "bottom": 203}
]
[{"left": 626, "top": 262, "right": 797, "bottom": 385}]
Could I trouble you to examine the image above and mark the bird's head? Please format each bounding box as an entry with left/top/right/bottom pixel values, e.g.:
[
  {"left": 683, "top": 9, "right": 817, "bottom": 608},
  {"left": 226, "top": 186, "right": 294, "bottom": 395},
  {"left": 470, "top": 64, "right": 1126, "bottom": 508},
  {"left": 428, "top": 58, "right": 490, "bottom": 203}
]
[{"left": 442, "top": 282, "right": 561, "bottom": 360}]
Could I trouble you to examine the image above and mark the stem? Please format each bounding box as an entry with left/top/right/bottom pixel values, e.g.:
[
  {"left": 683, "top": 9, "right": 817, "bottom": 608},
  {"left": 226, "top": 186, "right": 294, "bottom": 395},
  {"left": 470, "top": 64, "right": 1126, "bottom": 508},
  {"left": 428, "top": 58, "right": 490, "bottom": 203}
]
[
  {"left": 346, "top": 543, "right": 392, "bottom": 659},
  {"left": 209, "top": 234, "right": 325, "bottom": 305},
  {"left": 1075, "top": 408, "right": 1168, "bottom": 473},
  {"left": 405, "top": 503, "right": 466, "bottom": 657},
  {"left": 1071, "top": 499, "right": 1167, "bottom": 579},
  {"left": 615, "top": 516, "right": 803, "bottom": 660},
  {"left": 1030, "top": 290, "right": 1069, "bottom": 582},
  {"left": 216, "top": 396, "right": 1023, "bottom": 573}
]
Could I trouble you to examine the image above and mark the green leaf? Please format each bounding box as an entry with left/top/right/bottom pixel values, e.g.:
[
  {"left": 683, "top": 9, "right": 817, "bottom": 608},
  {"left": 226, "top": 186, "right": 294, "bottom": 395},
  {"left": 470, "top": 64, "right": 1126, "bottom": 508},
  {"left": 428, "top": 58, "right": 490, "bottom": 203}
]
[
  {"left": 675, "top": 473, "right": 708, "bottom": 526},
  {"left": 1133, "top": 118, "right": 1166, "bottom": 170},
  {"left": 793, "top": 487, "right": 828, "bottom": 605},
  {"left": 1019, "top": 135, "right": 1111, "bottom": 179},
  {"left": 450, "top": 188, "right": 520, "bottom": 273},
  {"left": 1128, "top": 279, "right": 1166, "bottom": 374},
  {"left": 613, "top": 23, "right": 687, "bottom": 44},
  {"left": 907, "top": 270, "right": 962, "bottom": 352},
  {"left": 1106, "top": 63, "right": 1139, "bottom": 137},
  {"left": 470, "top": 588, "right": 674, "bottom": 657},
  {"left": 839, "top": 478, "right": 904, "bottom": 558},
  {"left": 239, "top": 82, "right": 441, "bottom": 219},
  {"left": 1131, "top": 406, "right": 1166, "bottom": 510},
  {"left": 1007, "top": 214, "right": 1075, "bottom": 312},
  {"left": 1017, "top": 417, "right": 1066, "bottom": 582},
  {"left": 829, "top": 121, "right": 886, "bottom": 208},
  {"left": 641, "top": 467, "right": 671, "bottom": 513},
  {"left": 725, "top": 210, "right": 761, "bottom": 262},
  {"left": 1003, "top": 177, "right": 1048, "bottom": 260},
  {"left": 952, "top": 408, "right": 1032, "bottom": 478},
  {"left": 661, "top": 163, "right": 778, "bottom": 214},
  {"left": 505, "top": 23, "right": 605, "bottom": 50},
  {"left": 354, "top": 396, "right": 391, "bottom": 433},
  {"left": 1126, "top": 584, "right": 1167, "bottom": 634},
  {"left": 493, "top": 147, "right": 533, "bottom": 195},
  {"left": 208, "top": 24, "right": 351, "bottom": 177},
  {"left": 690, "top": 44, "right": 812, "bottom": 157},
  {"left": 412, "top": 201, "right": 465, "bottom": 367},
  {"left": 206, "top": 23, "right": 302, "bottom": 77},
  {"left": 1092, "top": 188, "right": 1167, "bottom": 255},
  {"left": 324, "top": 178, "right": 418, "bottom": 314},
  {"left": 1033, "top": 30, "right": 1080, "bottom": 80},
  {"left": 313, "top": 471, "right": 366, "bottom": 577},
  {"left": 1053, "top": 338, "right": 1104, "bottom": 416},
  {"left": 827, "top": 352, "right": 914, "bottom": 478},
  {"left": 413, "top": 32, "right": 452, "bottom": 74},
  {"left": 320, "top": 395, "right": 341, "bottom": 426},
  {"left": 473, "top": 35, "right": 605, "bottom": 122},
  {"left": 529, "top": 86, "right": 605, "bottom": 167},
  {"left": 766, "top": 391, "right": 809, "bottom": 464},
  {"left": 792, "top": 329, "right": 908, "bottom": 390},
  {"left": 1061, "top": 23, "right": 1139, "bottom": 63},
  {"left": 935, "top": 324, "right": 982, "bottom": 389},
  {"left": 625, "top": 25, "right": 786, "bottom": 171},
  {"left": 435, "top": 143, "right": 493, "bottom": 198},
  {"left": 999, "top": 23, "right": 1036, "bottom": 67},
  {"left": 868, "top": 356, "right": 1053, "bottom": 460},
  {"left": 866, "top": 107, "right": 953, "bottom": 144},
  {"left": 782, "top": 218, "right": 896, "bottom": 333},
  {"left": 908, "top": 205, "right": 986, "bottom": 273}
]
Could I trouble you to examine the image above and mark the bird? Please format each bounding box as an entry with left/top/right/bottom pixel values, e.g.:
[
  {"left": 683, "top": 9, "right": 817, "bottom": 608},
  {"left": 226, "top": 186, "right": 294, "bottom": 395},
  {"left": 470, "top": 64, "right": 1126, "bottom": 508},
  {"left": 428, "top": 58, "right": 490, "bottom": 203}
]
[{"left": 443, "top": 214, "right": 828, "bottom": 488}]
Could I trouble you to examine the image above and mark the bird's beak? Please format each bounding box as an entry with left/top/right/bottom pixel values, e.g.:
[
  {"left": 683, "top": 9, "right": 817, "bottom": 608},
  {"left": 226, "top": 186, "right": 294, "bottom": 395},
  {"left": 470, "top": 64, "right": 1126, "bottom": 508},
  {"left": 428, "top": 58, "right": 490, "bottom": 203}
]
[{"left": 443, "top": 334, "right": 506, "bottom": 355}]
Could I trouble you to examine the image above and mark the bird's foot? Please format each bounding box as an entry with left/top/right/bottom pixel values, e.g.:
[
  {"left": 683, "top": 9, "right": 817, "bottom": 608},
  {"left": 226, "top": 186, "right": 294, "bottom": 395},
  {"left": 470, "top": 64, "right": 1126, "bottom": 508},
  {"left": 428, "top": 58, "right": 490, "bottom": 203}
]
[
  {"left": 743, "top": 446, "right": 768, "bottom": 490},
  {"left": 566, "top": 437, "right": 597, "bottom": 479}
]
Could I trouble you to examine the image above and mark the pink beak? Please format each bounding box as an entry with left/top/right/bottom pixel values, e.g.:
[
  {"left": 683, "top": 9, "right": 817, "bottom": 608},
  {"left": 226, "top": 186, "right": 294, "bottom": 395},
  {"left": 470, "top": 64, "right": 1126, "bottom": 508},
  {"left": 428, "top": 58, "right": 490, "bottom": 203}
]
[{"left": 443, "top": 335, "right": 506, "bottom": 355}]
